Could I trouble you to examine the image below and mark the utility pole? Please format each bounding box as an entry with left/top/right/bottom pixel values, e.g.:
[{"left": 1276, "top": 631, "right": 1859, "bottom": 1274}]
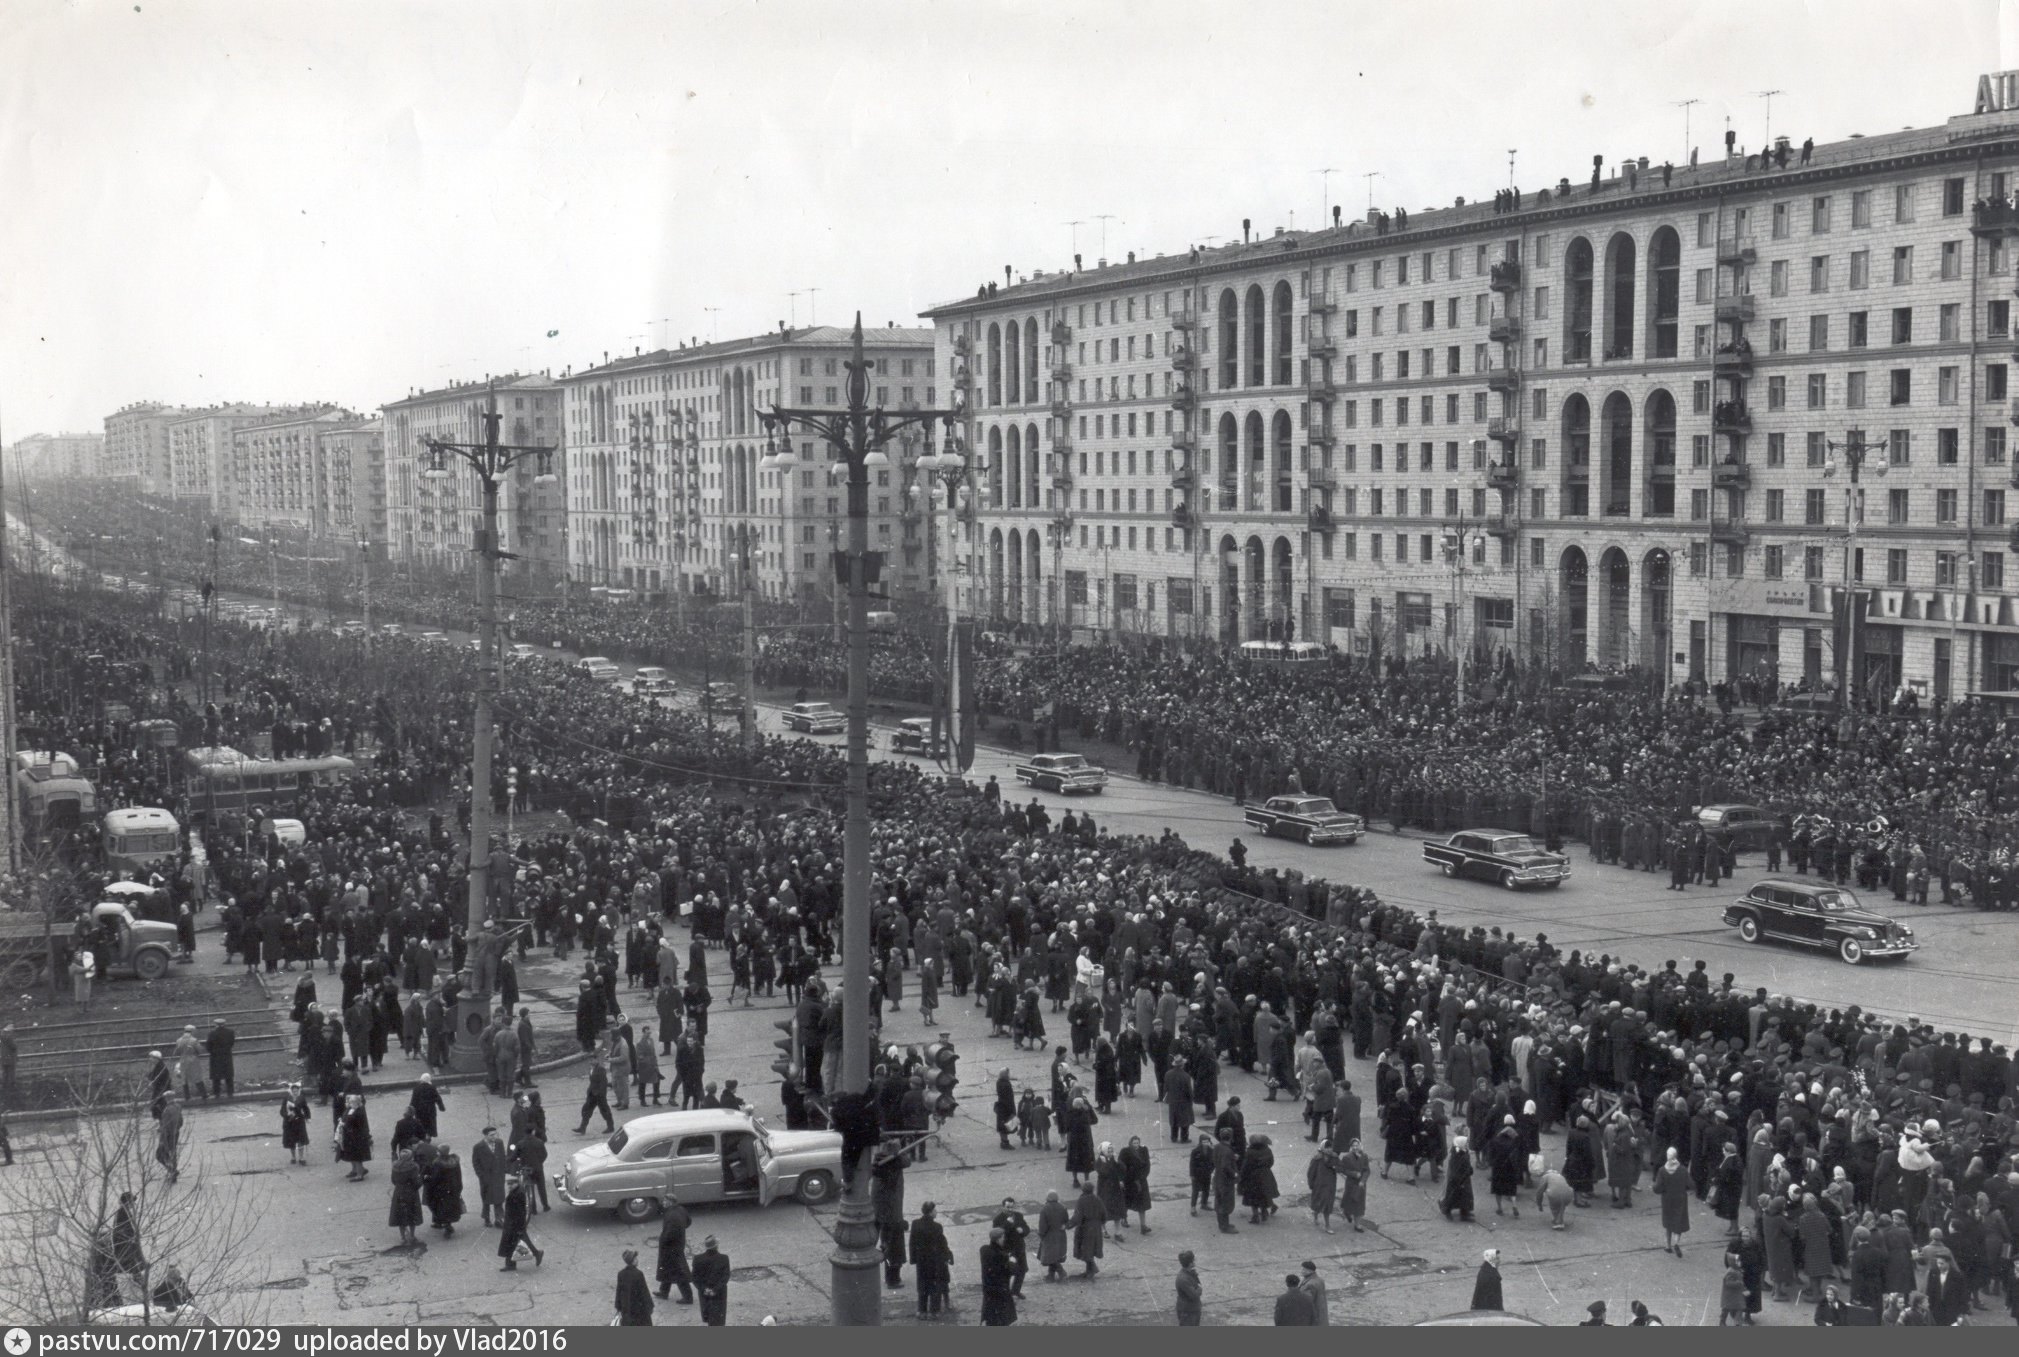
[
  {"left": 201, "top": 525, "right": 219, "bottom": 709},
  {"left": 1, "top": 409, "right": 19, "bottom": 875},
  {"left": 360, "top": 539, "right": 372, "bottom": 642},
  {"left": 418, "top": 388, "right": 557, "bottom": 1064}
]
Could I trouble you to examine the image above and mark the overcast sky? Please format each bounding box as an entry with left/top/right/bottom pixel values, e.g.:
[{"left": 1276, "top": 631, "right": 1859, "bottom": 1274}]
[{"left": 0, "top": 0, "right": 2009, "bottom": 437}]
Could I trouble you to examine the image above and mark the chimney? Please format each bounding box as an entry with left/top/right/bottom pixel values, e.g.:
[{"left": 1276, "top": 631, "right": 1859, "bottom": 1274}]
[
  {"left": 1004, "top": 264, "right": 1012, "bottom": 285},
  {"left": 1242, "top": 217, "right": 1252, "bottom": 243},
  {"left": 1273, "top": 226, "right": 1284, "bottom": 238},
  {"left": 1332, "top": 205, "right": 1342, "bottom": 227},
  {"left": 1126, "top": 251, "right": 1135, "bottom": 264},
  {"left": 1074, "top": 253, "right": 1082, "bottom": 270}
]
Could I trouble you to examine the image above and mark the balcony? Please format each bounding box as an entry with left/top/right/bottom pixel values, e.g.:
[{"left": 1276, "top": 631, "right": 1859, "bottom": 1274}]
[
  {"left": 1714, "top": 293, "right": 1756, "bottom": 323},
  {"left": 1171, "top": 504, "right": 1194, "bottom": 529},
  {"left": 1711, "top": 343, "right": 1755, "bottom": 375},
  {"left": 1051, "top": 362, "right": 1073, "bottom": 384},
  {"left": 1050, "top": 396, "right": 1073, "bottom": 421},
  {"left": 1486, "top": 368, "right": 1520, "bottom": 395},
  {"left": 1170, "top": 384, "right": 1198, "bottom": 411},
  {"left": 1171, "top": 345, "right": 1197, "bottom": 372},
  {"left": 1710, "top": 521, "right": 1751, "bottom": 547},
  {"left": 1307, "top": 374, "right": 1336, "bottom": 402},
  {"left": 1308, "top": 427, "right": 1336, "bottom": 451},
  {"left": 1306, "top": 505, "right": 1334, "bottom": 533},
  {"left": 1972, "top": 199, "right": 2019, "bottom": 237},
  {"left": 1488, "top": 316, "right": 1522, "bottom": 344},
  {"left": 1051, "top": 321, "right": 1072, "bottom": 345},
  {"left": 1172, "top": 428, "right": 1197, "bottom": 453},
  {"left": 1309, "top": 296, "right": 1337, "bottom": 317},
  {"left": 1486, "top": 513, "right": 1518, "bottom": 540},
  {"left": 1308, "top": 334, "right": 1336, "bottom": 360},
  {"left": 1172, "top": 307, "right": 1199, "bottom": 331},
  {"left": 1715, "top": 234, "right": 1758, "bottom": 265},
  {"left": 1307, "top": 470, "right": 1336, "bottom": 492},
  {"left": 1711, "top": 460, "right": 1751, "bottom": 489},
  {"left": 1050, "top": 465, "right": 1075, "bottom": 489},
  {"left": 1487, "top": 415, "right": 1519, "bottom": 445},
  {"left": 1712, "top": 402, "right": 1753, "bottom": 435},
  {"left": 1489, "top": 259, "right": 1523, "bottom": 293},
  {"left": 953, "top": 333, "right": 971, "bottom": 357},
  {"left": 1053, "top": 431, "right": 1073, "bottom": 455},
  {"left": 1487, "top": 461, "right": 1520, "bottom": 491},
  {"left": 1170, "top": 467, "right": 1196, "bottom": 491}
]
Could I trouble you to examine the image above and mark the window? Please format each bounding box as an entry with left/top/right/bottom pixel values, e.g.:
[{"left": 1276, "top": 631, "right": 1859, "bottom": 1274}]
[
  {"left": 1889, "top": 369, "right": 1910, "bottom": 406},
  {"left": 1804, "top": 488, "right": 1826, "bottom": 524},
  {"left": 1767, "top": 376, "right": 1786, "bottom": 410},
  {"left": 1807, "top": 431, "right": 1828, "bottom": 467},
  {"left": 1770, "top": 260, "right": 1789, "bottom": 296},
  {"left": 1533, "top": 285, "right": 1549, "bottom": 318},
  {"left": 1846, "top": 371, "right": 1866, "bottom": 408},
  {"left": 1893, "top": 245, "right": 1914, "bottom": 286},
  {"left": 1769, "top": 318, "right": 1787, "bottom": 352},
  {"left": 1991, "top": 364, "right": 2011, "bottom": 402},
  {"left": 1937, "top": 489, "right": 1958, "bottom": 523},
  {"left": 1767, "top": 432, "right": 1786, "bottom": 466},
  {"left": 1809, "top": 256, "right": 1829, "bottom": 293},
  {"left": 1942, "top": 177, "right": 1965, "bottom": 216},
  {"left": 1988, "top": 427, "right": 2008, "bottom": 464},
  {"left": 1689, "top": 541, "right": 1707, "bottom": 576},
  {"left": 1805, "top": 546, "right": 1824, "bottom": 580},
  {"left": 1849, "top": 250, "right": 1870, "bottom": 289},
  {"left": 1887, "top": 488, "right": 1909, "bottom": 525},
  {"left": 1892, "top": 308, "right": 1913, "bottom": 345},
  {"left": 1765, "top": 488, "right": 1785, "bottom": 521},
  {"left": 1851, "top": 190, "right": 1872, "bottom": 228},
  {"left": 1991, "top": 300, "right": 2011, "bottom": 337},
  {"left": 1986, "top": 489, "right": 2007, "bottom": 525},
  {"left": 1812, "top": 197, "right": 1831, "bottom": 233},
  {"left": 1938, "top": 427, "right": 1959, "bottom": 463},
  {"left": 1886, "top": 548, "right": 1908, "bottom": 585},
  {"left": 1809, "top": 314, "right": 1829, "bottom": 351},
  {"left": 1939, "top": 367, "right": 1959, "bottom": 405},
  {"left": 1941, "top": 241, "right": 1961, "bottom": 281},
  {"left": 1848, "top": 311, "right": 1868, "bottom": 348},
  {"left": 1764, "top": 545, "right": 1785, "bottom": 579},
  {"left": 1942, "top": 303, "right": 1963, "bottom": 341},
  {"left": 1986, "top": 552, "right": 2006, "bottom": 589},
  {"left": 1772, "top": 202, "right": 1789, "bottom": 239},
  {"left": 1807, "top": 374, "right": 1827, "bottom": 409},
  {"left": 1691, "top": 487, "right": 1709, "bottom": 521},
  {"left": 1895, "top": 183, "right": 1915, "bottom": 223}
]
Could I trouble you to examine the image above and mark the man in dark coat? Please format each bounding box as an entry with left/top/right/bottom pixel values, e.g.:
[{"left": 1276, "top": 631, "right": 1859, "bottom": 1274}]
[
  {"left": 205, "top": 1019, "right": 237, "bottom": 1098},
  {"left": 1471, "top": 1248, "right": 1504, "bottom": 1310},
  {"left": 614, "top": 1249, "right": 654, "bottom": 1325},
  {"left": 1175, "top": 1250, "right": 1203, "bottom": 1325},
  {"left": 1273, "top": 1272, "right": 1318, "bottom": 1324},
  {"left": 1331, "top": 1080, "right": 1362, "bottom": 1150},
  {"left": 655, "top": 1199, "right": 695, "bottom": 1302},
  {"left": 496, "top": 1176, "right": 541, "bottom": 1270},
  {"left": 471, "top": 1127, "right": 508, "bottom": 1227},
  {"left": 990, "top": 1197, "right": 1030, "bottom": 1297},
  {"left": 909, "top": 1202, "right": 952, "bottom": 1317},
  {"left": 979, "top": 1228, "right": 1017, "bottom": 1326},
  {"left": 693, "top": 1235, "right": 730, "bottom": 1326},
  {"left": 1212, "top": 1129, "right": 1241, "bottom": 1233}
]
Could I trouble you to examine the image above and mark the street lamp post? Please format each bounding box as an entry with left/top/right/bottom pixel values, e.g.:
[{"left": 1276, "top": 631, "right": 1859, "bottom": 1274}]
[
  {"left": 418, "top": 388, "right": 557, "bottom": 1066},
  {"left": 917, "top": 437, "right": 981, "bottom": 777},
  {"left": 732, "top": 521, "right": 758, "bottom": 758},
  {"left": 1825, "top": 429, "right": 1887, "bottom": 709},
  {"left": 1441, "top": 507, "right": 1489, "bottom": 706},
  {"left": 359, "top": 539, "right": 373, "bottom": 643},
  {"left": 760, "top": 315, "right": 958, "bottom": 1328}
]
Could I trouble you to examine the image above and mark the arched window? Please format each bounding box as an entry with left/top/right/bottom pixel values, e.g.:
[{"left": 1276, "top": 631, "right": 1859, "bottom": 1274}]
[
  {"left": 1560, "top": 393, "right": 1590, "bottom": 517},
  {"left": 1603, "top": 234, "right": 1636, "bottom": 360},
  {"left": 1647, "top": 227, "right": 1681, "bottom": 359},
  {"left": 1564, "top": 238, "right": 1594, "bottom": 363},
  {"left": 987, "top": 426, "right": 1004, "bottom": 506},
  {"left": 1243, "top": 410, "right": 1265, "bottom": 510},
  {"left": 1272, "top": 411, "right": 1294, "bottom": 511},
  {"left": 1599, "top": 392, "right": 1633, "bottom": 517},
  {"left": 1025, "top": 320, "right": 1040, "bottom": 403},
  {"left": 1218, "top": 289, "right": 1240, "bottom": 388},
  {"left": 986, "top": 323, "right": 1002, "bottom": 406},
  {"left": 1004, "top": 320, "right": 1022, "bottom": 406},
  {"left": 1643, "top": 389, "right": 1677, "bottom": 517},
  {"left": 1244, "top": 285, "right": 1266, "bottom": 387},
  {"left": 1005, "top": 425, "right": 1022, "bottom": 509},
  {"left": 1217, "top": 412, "right": 1239, "bottom": 503},
  {"left": 1026, "top": 423, "right": 1041, "bottom": 506},
  {"left": 1272, "top": 281, "right": 1294, "bottom": 385}
]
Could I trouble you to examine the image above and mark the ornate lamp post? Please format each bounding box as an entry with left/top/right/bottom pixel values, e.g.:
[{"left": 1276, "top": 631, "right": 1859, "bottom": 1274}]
[
  {"left": 417, "top": 388, "right": 557, "bottom": 1065},
  {"left": 1823, "top": 429, "right": 1887, "bottom": 709},
  {"left": 916, "top": 431, "right": 981, "bottom": 775},
  {"left": 758, "top": 316, "right": 958, "bottom": 1327}
]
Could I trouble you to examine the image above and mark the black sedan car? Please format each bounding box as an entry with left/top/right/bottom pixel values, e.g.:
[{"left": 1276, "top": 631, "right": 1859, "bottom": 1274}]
[
  {"left": 1422, "top": 830, "right": 1570, "bottom": 889},
  {"left": 1722, "top": 879, "right": 1917, "bottom": 965}
]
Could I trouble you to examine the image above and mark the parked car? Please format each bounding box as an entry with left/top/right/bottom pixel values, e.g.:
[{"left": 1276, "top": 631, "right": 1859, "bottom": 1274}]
[
  {"left": 554, "top": 1108, "right": 842, "bottom": 1223},
  {"left": 1695, "top": 803, "right": 1777, "bottom": 852},
  {"left": 575, "top": 656, "right": 620, "bottom": 681},
  {"left": 416, "top": 630, "right": 449, "bottom": 646},
  {"left": 889, "top": 717, "right": 947, "bottom": 758},
  {"left": 1723, "top": 879, "right": 1917, "bottom": 965},
  {"left": 1014, "top": 752, "right": 1107, "bottom": 795},
  {"left": 631, "top": 666, "right": 676, "bottom": 697},
  {"left": 782, "top": 702, "right": 845, "bottom": 734},
  {"left": 1422, "top": 829, "right": 1570, "bottom": 889},
  {"left": 699, "top": 681, "right": 740, "bottom": 709},
  {"left": 508, "top": 643, "right": 539, "bottom": 660},
  {"left": 1244, "top": 794, "right": 1365, "bottom": 845}
]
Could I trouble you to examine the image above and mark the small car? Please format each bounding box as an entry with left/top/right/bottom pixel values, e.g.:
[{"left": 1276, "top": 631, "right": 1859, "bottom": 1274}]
[
  {"left": 554, "top": 1108, "right": 842, "bottom": 1223},
  {"left": 575, "top": 656, "right": 620, "bottom": 681},
  {"left": 508, "top": 643, "right": 539, "bottom": 660},
  {"left": 1723, "top": 879, "right": 1917, "bottom": 965},
  {"left": 1244, "top": 795, "right": 1365, "bottom": 845},
  {"left": 417, "top": 630, "right": 449, "bottom": 645},
  {"left": 631, "top": 666, "right": 676, "bottom": 697},
  {"left": 1696, "top": 803, "right": 1777, "bottom": 852},
  {"left": 699, "top": 681, "right": 740, "bottom": 709},
  {"left": 335, "top": 620, "right": 367, "bottom": 636},
  {"left": 1014, "top": 752, "right": 1107, "bottom": 795},
  {"left": 783, "top": 702, "right": 845, "bottom": 734},
  {"left": 889, "top": 717, "right": 948, "bottom": 758},
  {"left": 1422, "top": 829, "right": 1570, "bottom": 889}
]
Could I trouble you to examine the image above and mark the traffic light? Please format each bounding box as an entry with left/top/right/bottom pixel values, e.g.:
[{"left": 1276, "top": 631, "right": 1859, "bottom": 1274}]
[
  {"left": 922, "top": 1034, "right": 958, "bottom": 1125},
  {"left": 771, "top": 1016, "right": 798, "bottom": 1078}
]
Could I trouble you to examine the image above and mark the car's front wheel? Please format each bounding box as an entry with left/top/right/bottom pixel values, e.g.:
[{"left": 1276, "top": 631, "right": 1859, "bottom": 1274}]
[
  {"left": 1441, "top": 862, "right": 1456, "bottom": 878},
  {"left": 796, "top": 1169, "right": 837, "bottom": 1205},
  {"left": 1737, "top": 916, "right": 1760, "bottom": 943},
  {"left": 1499, "top": 870, "right": 1519, "bottom": 890},
  {"left": 1838, "top": 937, "right": 1865, "bottom": 965},
  {"left": 615, "top": 1196, "right": 659, "bottom": 1224}
]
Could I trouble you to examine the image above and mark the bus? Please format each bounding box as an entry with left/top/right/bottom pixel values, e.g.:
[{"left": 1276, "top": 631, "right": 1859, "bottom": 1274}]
[
  {"left": 182, "top": 747, "right": 357, "bottom": 826},
  {"left": 12, "top": 751, "right": 98, "bottom": 850},
  {"left": 103, "top": 807, "right": 181, "bottom": 874}
]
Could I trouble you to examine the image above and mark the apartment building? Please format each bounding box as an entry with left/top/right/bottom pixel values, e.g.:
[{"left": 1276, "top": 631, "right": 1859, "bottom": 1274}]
[
  {"left": 925, "top": 86, "right": 2019, "bottom": 699},
  {"left": 558, "top": 324, "right": 936, "bottom": 602},
  {"left": 101, "top": 403, "right": 184, "bottom": 493}
]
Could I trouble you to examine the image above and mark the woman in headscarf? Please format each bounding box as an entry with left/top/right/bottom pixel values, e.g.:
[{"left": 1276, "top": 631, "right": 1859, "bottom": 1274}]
[
  {"left": 388, "top": 1146, "right": 423, "bottom": 1247},
  {"left": 1763, "top": 1195, "right": 1799, "bottom": 1302},
  {"left": 1485, "top": 1114, "right": 1524, "bottom": 1215},
  {"left": 337, "top": 1093, "right": 373, "bottom": 1181},
  {"left": 1094, "top": 1143, "right": 1126, "bottom": 1242},
  {"left": 1092, "top": 1034, "right": 1119, "bottom": 1114},
  {"left": 1338, "top": 1137, "right": 1371, "bottom": 1233},
  {"left": 1035, "top": 1189, "right": 1070, "bottom": 1282},
  {"left": 1712, "top": 1140, "right": 1747, "bottom": 1235},
  {"left": 1307, "top": 1144, "right": 1340, "bottom": 1234},
  {"left": 1239, "top": 1133, "right": 1279, "bottom": 1224},
  {"left": 1119, "top": 1135, "right": 1153, "bottom": 1236},
  {"left": 1605, "top": 1113, "right": 1644, "bottom": 1209},
  {"left": 1655, "top": 1145, "right": 1692, "bottom": 1256},
  {"left": 1439, "top": 1133, "right": 1476, "bottom": 1223}
]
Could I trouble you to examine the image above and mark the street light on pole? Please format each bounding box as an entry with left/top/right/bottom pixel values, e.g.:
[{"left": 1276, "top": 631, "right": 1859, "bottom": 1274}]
[
  {"left": 759, "top": 315, "right": 959, "bottom": 1328},
  {"left": 916, "top": 436, "right": 982, "bottom": 777},
  {"left": 1441, "top": 493, "right": 1489, "bottom": 707},
  {"left": 1823, "top": 429, "right": 1886, "bottom": 709},
  {"left": 417, "top": 388, "right": 557, "bottom": 1064}
]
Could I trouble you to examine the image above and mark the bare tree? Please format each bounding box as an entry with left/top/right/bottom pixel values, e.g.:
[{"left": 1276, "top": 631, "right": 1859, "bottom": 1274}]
[{"left": 0, "top": 1077, "right": 274, "bottom": 1326}]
